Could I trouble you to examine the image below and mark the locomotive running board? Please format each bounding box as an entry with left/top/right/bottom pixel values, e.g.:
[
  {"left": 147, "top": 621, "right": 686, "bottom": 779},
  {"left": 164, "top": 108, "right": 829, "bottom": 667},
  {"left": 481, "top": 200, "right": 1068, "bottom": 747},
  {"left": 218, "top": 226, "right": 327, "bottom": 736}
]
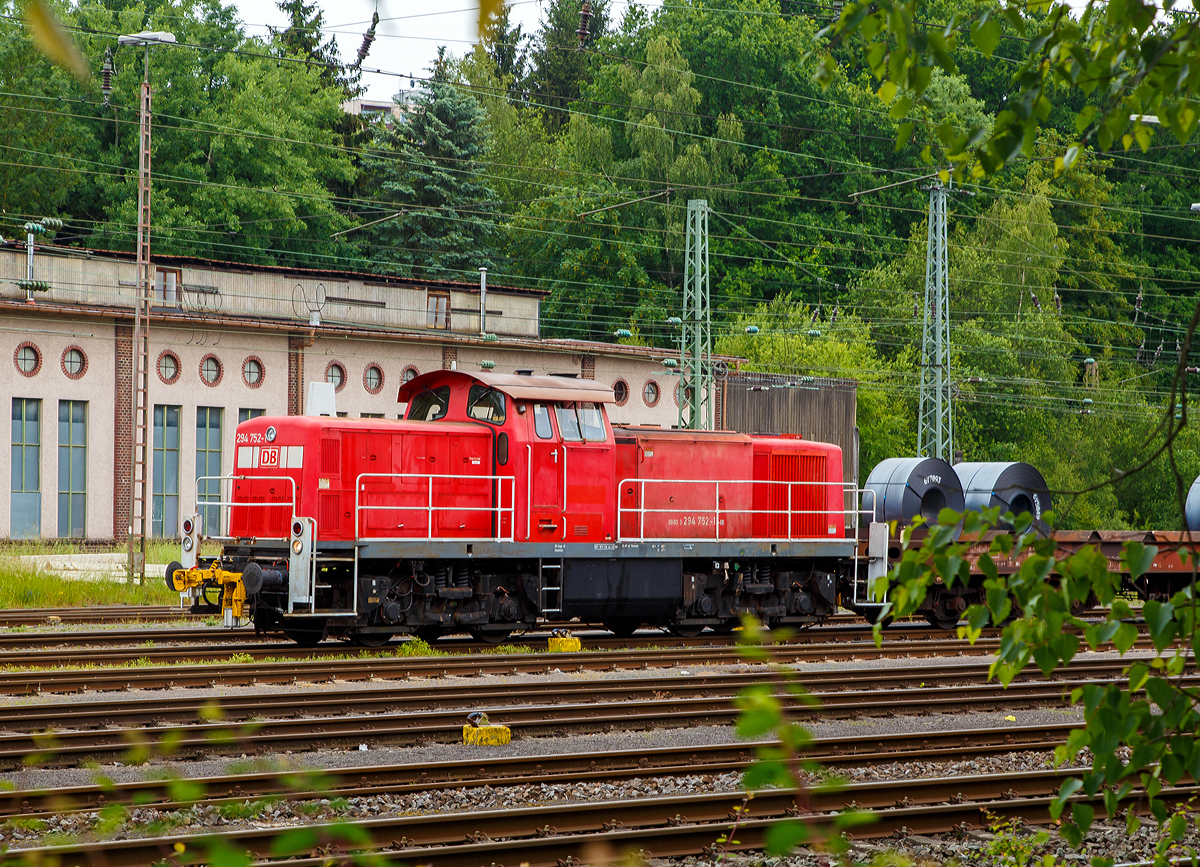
[{"left": 314, "top": 539, "right": 858, "bottom": 561}]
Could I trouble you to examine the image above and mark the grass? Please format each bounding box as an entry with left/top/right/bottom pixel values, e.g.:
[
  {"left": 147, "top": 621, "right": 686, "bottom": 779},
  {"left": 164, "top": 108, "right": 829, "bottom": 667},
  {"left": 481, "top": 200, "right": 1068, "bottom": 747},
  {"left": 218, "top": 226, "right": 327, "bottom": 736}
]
[{"left": 0, "top": 558, "right": 178, "bottom": 609}]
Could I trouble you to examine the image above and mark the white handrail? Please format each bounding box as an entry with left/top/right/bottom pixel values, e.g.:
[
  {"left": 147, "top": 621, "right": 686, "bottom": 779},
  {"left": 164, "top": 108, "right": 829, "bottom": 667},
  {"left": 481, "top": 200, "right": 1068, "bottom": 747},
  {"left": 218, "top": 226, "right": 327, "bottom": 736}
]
[
  {"left": 195, "top": 474, "right": 297, "bottom": 542},
  {"left": 617, "top": 477, "right": 877, "bottom": 543},
  {"left": 355, "top": 472, "right": 517, "bottom": 542}
]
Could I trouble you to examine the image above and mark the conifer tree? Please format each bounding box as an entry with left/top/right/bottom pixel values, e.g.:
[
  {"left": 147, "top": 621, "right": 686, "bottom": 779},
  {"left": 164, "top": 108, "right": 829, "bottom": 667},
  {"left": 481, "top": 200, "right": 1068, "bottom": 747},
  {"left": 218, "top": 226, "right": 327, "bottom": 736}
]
[
  {"left": 363, "top": 49, "right": 498, "bottom": 279},
  {"left": 482, "top": 2, "right": 529, "bottom": 98},
  {"left": 271, "top": 0, "right": 359, "bottom": 96}
]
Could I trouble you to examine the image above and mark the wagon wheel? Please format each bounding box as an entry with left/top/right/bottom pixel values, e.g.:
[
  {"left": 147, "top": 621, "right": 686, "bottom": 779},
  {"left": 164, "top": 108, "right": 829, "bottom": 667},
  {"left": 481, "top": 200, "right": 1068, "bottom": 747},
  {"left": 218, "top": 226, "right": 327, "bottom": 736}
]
[
  {"left": 412, "top": 626, "right": 444, "bottom": 644},
  {"left": 711, "top": 620, "right": 738, "bottom": 635},
  {"left": 604, "top": 620, "right": 640, "bottom": 638},
  {"left": 468, "top": 627, "right": 513, "bottom": 645},
  {"left": 668, "top": 622, "right": 705, "bottom": 638},
  {"left": 925, "top": 614, "right": 960, "bottom": 631}
]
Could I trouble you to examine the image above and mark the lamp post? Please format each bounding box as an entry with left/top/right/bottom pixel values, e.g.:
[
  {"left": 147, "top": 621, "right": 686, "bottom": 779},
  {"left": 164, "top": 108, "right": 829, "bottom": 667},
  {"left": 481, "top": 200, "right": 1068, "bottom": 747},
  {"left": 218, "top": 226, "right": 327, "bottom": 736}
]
[{"left": 118, "top": 30, "right": 175, "bottom": 583}]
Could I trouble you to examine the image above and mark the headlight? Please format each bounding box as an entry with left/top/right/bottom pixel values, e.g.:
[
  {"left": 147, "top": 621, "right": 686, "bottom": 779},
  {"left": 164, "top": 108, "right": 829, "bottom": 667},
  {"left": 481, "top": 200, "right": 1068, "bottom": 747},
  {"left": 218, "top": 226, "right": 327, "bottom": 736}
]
[
  {"left": 182, "top": 518, "right": 193, "bottom": 535},
  {"left": 291, "top": 539, "right": 303, "bottom": 555},
  {"left": 292, "top": 520, "right": 304, "bottom": 537},
  {"left": 182, "top": 536, "right": 194, "bottom": 552},
  {"left": 265, "top": 426, "right": 277, "bottom": 442}
]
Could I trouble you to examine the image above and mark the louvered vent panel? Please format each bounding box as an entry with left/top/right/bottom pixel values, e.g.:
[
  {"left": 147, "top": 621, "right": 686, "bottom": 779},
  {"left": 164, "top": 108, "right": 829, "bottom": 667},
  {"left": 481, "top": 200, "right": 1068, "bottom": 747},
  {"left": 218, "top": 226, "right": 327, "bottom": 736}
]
[
  {"left": 321, "top": 439, "right": 340, "bottom": 474},
  {"left": 319, "top": 493, "right": 340, "bottom": 533}
]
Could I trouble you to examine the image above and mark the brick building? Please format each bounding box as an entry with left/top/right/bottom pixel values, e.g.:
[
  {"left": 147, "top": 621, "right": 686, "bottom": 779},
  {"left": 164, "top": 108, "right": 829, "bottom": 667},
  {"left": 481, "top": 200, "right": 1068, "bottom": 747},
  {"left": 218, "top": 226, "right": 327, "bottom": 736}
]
[{"left": 0, "top": 244, "right": 715, "bottom": 541}]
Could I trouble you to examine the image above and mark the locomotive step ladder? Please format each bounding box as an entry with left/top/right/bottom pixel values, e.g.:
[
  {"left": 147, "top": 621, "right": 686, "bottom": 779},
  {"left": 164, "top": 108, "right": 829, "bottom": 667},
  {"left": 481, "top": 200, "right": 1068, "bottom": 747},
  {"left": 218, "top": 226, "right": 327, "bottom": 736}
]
[{"left": 538, "top": 558, "right": 563, "bottom": 614}]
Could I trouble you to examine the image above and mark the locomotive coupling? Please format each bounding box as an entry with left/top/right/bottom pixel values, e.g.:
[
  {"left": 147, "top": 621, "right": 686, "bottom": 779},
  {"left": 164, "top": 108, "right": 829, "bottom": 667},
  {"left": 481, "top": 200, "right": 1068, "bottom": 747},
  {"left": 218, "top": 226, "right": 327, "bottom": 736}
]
[{"left": 166, "top": 562, "right": 286, "bottom": 626}]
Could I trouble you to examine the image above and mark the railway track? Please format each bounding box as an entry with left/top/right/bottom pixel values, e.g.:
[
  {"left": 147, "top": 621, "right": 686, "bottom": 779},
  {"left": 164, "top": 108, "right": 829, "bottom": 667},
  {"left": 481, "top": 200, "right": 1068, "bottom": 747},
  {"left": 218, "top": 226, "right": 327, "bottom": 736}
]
[
  {"left": 10, "top": 769, "right": 1196, "bottom": 867},
  {"left": 0, "top": 622, "right": 972, "bottom": 651},
  {"left": 0, "top": 605, "right": 197, "bottom": 627},
  {"left": 0, "top": 634, "right": 1163, "bottom": 694},
  {"left": 0, "top": 722, "right": 1075, "bottom": 817},
  {"left": 0, "top": 659, "right": 1159, "bottom": 766}
]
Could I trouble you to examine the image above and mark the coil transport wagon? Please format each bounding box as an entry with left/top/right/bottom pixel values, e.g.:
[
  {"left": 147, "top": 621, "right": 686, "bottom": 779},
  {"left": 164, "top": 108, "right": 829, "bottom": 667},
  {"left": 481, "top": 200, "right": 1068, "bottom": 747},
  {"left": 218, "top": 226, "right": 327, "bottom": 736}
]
[{"left": 168, "top": 371, "right": 874, "bottom": 645}]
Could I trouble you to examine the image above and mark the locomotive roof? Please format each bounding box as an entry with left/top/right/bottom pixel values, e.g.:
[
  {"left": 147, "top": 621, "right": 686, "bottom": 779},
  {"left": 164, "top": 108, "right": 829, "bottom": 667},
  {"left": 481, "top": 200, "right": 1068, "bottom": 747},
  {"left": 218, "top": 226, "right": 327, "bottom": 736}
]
[{"left": 397, "top": 370, "right": 616, "bottom": 404}]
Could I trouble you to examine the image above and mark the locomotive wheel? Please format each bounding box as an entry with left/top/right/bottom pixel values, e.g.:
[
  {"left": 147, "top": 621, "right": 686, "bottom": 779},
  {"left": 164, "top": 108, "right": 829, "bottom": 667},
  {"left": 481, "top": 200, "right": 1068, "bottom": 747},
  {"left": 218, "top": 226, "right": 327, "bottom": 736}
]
[
  {"left": 925, "top": 614, "right": 960, "bottom": 630},
  {"left": 282, "top": 625, "right": 324, "bottom": 647},
  {"left": 668, "top": 622, "right": 705, "bottom": 638},
  {"left": 413, "top": 626, "right": 443, "bottom": 643},
  {"left": 711, "top": 620, "right": 738, "bottom": 635},
  {"left": 468, "top": 627, "right": 513, "bottom": 644},
  {"left": 347, "top": 632, "right": 392, "bottom": 647},
  {"left": 604, "top": 620, "right": 640, "bottom": 638}
]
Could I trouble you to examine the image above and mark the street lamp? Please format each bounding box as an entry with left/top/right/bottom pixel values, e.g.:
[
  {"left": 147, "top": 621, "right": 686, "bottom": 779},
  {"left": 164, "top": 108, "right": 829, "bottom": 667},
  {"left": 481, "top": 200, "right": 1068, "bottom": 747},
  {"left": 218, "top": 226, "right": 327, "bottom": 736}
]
[{"left": 119, "top": 29, "right": 175, "bottom": 583}]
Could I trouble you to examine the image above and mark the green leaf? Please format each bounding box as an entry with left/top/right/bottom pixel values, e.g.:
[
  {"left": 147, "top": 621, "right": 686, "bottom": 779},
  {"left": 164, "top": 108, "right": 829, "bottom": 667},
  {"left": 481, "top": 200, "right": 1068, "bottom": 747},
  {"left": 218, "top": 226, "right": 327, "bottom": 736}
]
[
  {"left": 877, "top": 80, "right": 897, "bottom": 103},
  {"left": 1143, "top": 600, "right": 1176, "bottom": 650},
  {"left": 1072, "top": 802, "right": 1095, "bottom": 834},
  {"left": 1122, "top": 541, "right": 1157, "bottom": 578},
  {"left": 1113, "top": 622, "right": 1138, "bottom": 654},
  {"left": 764, "top": 819, "right": 809, "bottom": 855},
  {"left": 1051, "top": 777, "right": 1083, "bottom": 819},
  {"left": 970, "top": 15, "right": 1002, "bottom": 56}
]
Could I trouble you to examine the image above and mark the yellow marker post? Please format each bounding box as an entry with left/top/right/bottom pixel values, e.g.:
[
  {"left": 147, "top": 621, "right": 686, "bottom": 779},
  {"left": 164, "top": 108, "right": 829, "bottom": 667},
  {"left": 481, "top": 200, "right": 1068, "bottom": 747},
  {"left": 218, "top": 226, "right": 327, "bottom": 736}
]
[
  {"left": 463, "top": 725, "right": 512, "bottom": 745},
  {"left": 548, "top": 634, "right": 581, "bottom": 653}
]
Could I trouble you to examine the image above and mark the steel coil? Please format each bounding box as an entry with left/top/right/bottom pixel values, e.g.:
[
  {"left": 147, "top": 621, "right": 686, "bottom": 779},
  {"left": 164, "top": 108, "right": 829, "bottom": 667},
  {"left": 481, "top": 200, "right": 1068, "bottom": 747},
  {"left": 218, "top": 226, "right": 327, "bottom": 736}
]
[
  {"left": 1186, "top": 476, "right": 1200, "bottom": 531},
  {"left": 862, "top": 457, "right": 964, "bottom": 539},
  {"left": 955, "top": 462, "right": 1052, "bottom": 530}
]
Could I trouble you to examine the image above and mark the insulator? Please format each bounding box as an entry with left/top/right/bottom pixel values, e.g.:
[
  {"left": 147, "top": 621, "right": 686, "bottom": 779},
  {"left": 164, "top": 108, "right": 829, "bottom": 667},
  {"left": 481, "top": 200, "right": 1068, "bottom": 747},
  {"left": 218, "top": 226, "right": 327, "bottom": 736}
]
[
  {"left": 810, "top": 306, "right": 819, "bottom": 323},
  {"left": 913, "top": 302, "right": 919, "bottom": 319},
  {"left": 353, "top": 10, "right": 379, "bottom": 69},
  {"left": 1030, "top": 290, "right": 1041, "bottom": 312},
  {"left": 830, "top": 305, "right": 839, "bottom": 324},
  {"left": 576, "top": 1, "right": 593, "bottom": 44},
  {"left": 1054, "top": 293, "right": 1062, "bottom": 314},
  {"left": 1154, "top": 340, "right": 1163, "bottom": 365},
  {"left": 101, "top": 47, "right": 113, "bottom": 105}
]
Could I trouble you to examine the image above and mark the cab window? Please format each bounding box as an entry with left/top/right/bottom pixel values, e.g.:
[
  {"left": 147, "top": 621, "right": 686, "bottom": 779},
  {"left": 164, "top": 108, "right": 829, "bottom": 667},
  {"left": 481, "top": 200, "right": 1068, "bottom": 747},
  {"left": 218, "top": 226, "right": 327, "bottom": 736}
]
[
  {"left": 406, "top": 386, "right": 450, "bottom": 421},
  {"left": 555, "top": 404, "right": 583, "bottom": 442},
  {"left": 579, "top": 403, "right": 606, "bottom": 442},
  {"left": 466, "top": 385, "right": 506, "bottom": 424},
  {"left": 533, "top": 404, "right": 553, "bottom": 439}
]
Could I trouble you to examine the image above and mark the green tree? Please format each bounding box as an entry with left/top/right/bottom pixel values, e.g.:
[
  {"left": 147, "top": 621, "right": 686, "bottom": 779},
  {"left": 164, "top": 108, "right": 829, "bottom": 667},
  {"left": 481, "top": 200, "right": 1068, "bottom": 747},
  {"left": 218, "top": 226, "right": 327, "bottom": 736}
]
[
  {"left": 528, "top": 0, "right": 610, "bottom": 132},
  {"left": 481, "top": 1, "right": 530, "bottom": 97},
  {"left": 362, "top": 50, "right": 499, "bottom": 279}
]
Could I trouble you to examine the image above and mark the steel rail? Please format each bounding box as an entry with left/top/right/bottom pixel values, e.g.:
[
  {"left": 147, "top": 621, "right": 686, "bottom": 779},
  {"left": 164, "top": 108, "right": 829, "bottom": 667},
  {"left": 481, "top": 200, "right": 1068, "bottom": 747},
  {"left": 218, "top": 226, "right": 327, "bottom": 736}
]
[
  {"left": 0, "top": 606, "right": 197, "bottom": 626},
  {"left": 0, "top": 674, "right": 1147, "bottom": 768},
  {"left": 0, "top": 637, "right": 1165, "bottom": 696},
  {"left": 0, "top": 723, "right": 1078, "bottom": 818},
  {"left": 10, "top": 772, "right": 1198, "bottom": 867},
  {"left": 0, "top": 622, "right": 996, "bottom": 651},
  {"left": 0, "top": 657, "right": 1144, "bottom": 730}
]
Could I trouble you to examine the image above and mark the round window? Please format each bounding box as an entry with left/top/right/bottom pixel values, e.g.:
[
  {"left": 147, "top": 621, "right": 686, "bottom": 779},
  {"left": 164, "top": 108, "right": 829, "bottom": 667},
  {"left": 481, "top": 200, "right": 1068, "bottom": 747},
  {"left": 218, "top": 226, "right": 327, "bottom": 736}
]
[
  {"left": 63, "top": 348, "right": 85, "bottom": 377},
  {"left": 643, "top": 380, "right": 660, "bottom": 406},
  {"left": 201, "top": 356, "right": 222, "bottom": 386},
  {"left": 612, "top": 379, "right": 629, "bottom": 405},
  {"left": 158, "top": 352, "right": 179, "bottom": 384},
  {"left": 364, "top": 364, "right": 383, "bottom": 393},
  {"left": 403, "top": 366, "right": 418, "bottom": 382},
  {"left": 326, "top": 362, "right": 345, "bottom": 390},
  {"left": 15, "top": 345, "right": 39, "bottom": 375}
]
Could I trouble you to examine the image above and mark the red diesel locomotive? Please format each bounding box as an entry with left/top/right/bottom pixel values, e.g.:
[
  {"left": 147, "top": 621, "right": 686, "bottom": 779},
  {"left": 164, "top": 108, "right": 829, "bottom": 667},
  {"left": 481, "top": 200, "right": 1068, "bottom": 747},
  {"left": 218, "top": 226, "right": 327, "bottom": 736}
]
[{"left": 169, "top": 370, "right": 868, "bottom": 645}]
